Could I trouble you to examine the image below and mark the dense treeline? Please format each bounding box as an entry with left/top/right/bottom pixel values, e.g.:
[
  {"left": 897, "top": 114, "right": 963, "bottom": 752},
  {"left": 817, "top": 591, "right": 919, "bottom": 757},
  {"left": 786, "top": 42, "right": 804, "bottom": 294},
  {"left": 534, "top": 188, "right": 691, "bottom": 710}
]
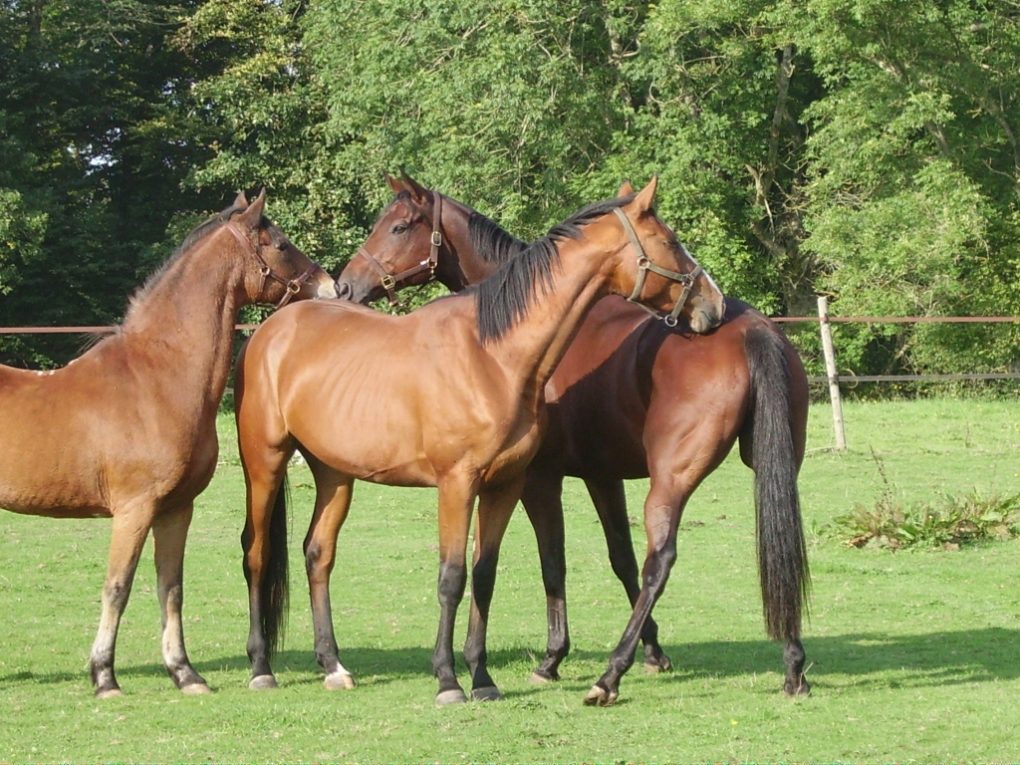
[{"left": 1, "top": 0, "right": 1018, "bottom": 377}]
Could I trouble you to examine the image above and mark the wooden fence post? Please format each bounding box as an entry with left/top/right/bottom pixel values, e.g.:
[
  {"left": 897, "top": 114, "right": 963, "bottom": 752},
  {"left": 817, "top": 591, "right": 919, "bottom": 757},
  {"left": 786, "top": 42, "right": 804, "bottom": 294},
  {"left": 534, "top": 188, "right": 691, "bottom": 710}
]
[{"left": 817, "top": 296, "right": 847, "bottom": 451}]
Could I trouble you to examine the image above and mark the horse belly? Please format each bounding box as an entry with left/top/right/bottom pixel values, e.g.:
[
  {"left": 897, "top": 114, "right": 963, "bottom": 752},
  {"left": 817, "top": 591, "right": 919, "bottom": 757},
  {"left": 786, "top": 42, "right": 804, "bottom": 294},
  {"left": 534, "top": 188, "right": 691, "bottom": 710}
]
[{"left": 0, "top": 445, "right": 109, "bottom": 517}]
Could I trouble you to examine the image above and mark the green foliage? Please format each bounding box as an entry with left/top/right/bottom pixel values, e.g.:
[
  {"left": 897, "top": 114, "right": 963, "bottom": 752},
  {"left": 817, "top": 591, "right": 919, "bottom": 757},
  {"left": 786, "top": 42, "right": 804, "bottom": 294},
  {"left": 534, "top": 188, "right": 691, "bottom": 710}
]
[
  {"left": 829, "top": 450, "right": 1020, "bottom": 549},
  {"left": 304, "top": 0, "right": 632, "bottom": 238},
  {"left": 833, "top": 490, "right": 1020, "bottom": 550},
  {"left": 1, "top": 0, "right": 1018, "bottom": 377},
  {"left": 790, "top": 0, "right": 1020, "bottom": 375},
  {"left": 173, "top": 0, "right": 360, "bottom": 277}
]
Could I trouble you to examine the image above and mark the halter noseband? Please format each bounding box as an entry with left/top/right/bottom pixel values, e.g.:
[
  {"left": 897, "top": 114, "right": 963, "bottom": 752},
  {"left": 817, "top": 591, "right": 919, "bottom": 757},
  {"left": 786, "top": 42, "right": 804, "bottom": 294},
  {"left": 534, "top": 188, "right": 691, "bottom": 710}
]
[
  {"left": 225, "top": 221, "right": 315, "bottom": 310},
  {"left": 612, "top": 207, "right": 702, "bottom": 328},
  {"left": 355, "top": 191, "right": 445, "bottom": 306}
]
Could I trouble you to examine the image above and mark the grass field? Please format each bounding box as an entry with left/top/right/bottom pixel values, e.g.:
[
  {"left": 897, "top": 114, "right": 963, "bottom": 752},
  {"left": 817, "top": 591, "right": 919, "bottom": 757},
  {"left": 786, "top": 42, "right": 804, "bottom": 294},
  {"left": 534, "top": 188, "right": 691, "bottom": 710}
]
[{"left": 2, "top": 398, "right": 1019, "bottom": 763}]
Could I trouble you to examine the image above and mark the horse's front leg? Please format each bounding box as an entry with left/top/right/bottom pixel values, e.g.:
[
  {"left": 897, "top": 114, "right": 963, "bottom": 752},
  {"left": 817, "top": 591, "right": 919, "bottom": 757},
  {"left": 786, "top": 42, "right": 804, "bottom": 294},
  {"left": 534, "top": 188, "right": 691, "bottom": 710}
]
[
  {"left": 302, "top": 459, "right": 356, "bottom": 690},
  {"left": 90, "top": 502, "right": 155, "bottom": 697},
  {"left": 432, "top": 472, "right": 479, "bottom": 705},
  {"left": 152, "top": 502, "right": 210, "bottom": 694},
  {"left": 463, "top": 475, "right": 525, "bottom": 700}
]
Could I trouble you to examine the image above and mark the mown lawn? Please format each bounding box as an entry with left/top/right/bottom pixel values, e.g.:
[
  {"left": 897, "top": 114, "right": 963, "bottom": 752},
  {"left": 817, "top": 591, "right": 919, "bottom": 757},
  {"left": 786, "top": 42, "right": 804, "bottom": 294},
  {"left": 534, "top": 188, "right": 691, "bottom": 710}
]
[{"left": 1, "top": 398, "right": 1019, "bottom": 763}]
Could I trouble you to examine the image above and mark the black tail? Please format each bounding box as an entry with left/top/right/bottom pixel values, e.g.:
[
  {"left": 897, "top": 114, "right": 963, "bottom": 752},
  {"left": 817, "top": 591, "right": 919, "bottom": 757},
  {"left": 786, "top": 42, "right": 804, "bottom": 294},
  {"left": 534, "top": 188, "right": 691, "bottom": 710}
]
[
  {"left": 262, "top": 474, "right": 290, "bottom": 658},
  {"left": 745, "top": 326, "right": 810, "bottom": 641}
]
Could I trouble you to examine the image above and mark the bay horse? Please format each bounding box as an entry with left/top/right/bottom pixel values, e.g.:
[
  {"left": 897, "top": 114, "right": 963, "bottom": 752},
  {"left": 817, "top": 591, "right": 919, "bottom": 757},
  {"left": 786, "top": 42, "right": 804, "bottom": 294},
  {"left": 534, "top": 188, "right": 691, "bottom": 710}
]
[
  {"left": 334, "top": 173, "right": 811, "bottom": 705},
  {"left": 0, "top": 190, "right": 337, "bottom": 697},
  {"left": 234, "top": 178, "right": 724, "bottom": 704}
]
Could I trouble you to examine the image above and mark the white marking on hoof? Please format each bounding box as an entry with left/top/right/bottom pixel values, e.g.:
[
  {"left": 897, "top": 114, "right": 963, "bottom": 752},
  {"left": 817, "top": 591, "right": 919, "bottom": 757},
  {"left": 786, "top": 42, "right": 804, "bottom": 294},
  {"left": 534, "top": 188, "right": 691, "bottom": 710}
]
[
  {"left": 583, "top": 684, "right": 618, "bottom": 707},
  {"left": 471, "top": 686, "right": 502, "bottom": 701},
  {"left": 529, "top": 671, "right": 553, "bottom": 685},
  {"left": 95, "top": 688, "right": 123, "bottom": 700},
  {"left": 435, "top": 688, "right": 468, "bottom": 706},
  {"left": 248, "top": 674, "right": 278, "bottom": 691},
  {"left": 181, "top": 682, "right": 212, "bottom": 696},
  {"left": 324, "top": 671, "right": 356, "bottom": 690}
]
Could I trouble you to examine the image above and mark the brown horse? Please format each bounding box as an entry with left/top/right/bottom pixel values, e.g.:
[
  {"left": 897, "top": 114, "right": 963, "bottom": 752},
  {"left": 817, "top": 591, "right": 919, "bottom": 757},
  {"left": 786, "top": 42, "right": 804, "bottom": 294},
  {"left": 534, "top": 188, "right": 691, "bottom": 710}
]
[
  {"left": 335, "top": 173, "right": 811, "bottom": 705},
  {"left": 0, "top": 191, "right": 337, "bottom": 697},
  {"left": 235, "top": 178, "right": 724, "bottom": 704}
]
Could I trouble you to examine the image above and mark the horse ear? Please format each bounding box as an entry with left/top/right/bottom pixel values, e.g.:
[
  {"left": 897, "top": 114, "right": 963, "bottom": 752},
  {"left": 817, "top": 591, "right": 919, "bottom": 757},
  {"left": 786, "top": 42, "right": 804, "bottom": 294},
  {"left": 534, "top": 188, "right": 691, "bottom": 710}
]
[
  {"left": 631, "top": 176, "right": 658, "bottom": 212},
  {"left": 386, "top": 173, "right": 404, "bottom": 194},
  {"left": 237, "top": 188, "right": 267, "bottom": 229},
  {"left": 399, "top": 169, "right": 429, "bottom": 203},
  {"left": 233, "top": 190, "right": 249, "bottom": 208},
  {"left": 617, "top": 180, "right": 634, "bottom": 197}
]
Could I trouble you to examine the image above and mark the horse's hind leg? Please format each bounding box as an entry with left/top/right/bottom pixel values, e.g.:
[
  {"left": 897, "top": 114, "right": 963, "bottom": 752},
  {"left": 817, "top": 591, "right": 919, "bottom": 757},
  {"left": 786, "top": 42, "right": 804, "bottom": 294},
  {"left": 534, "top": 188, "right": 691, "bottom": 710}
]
[
  {"left": 240, "top": 444, "right": 292, "bottom": 690},
  {"left": 584, "top": 476, "right": 672, "bottom": 673},
  {"left": 90, "top": 503, "right": 154, "bottom": 697},
  {"left": 519, "top": 470, "right": 570, "bottom": 682},
  {"left": 585, "top": 473, "right": 692, "bottom": 707},
  {"left": 152, "top": 502, "right": 210, "bottom": 694},
  {"left": 302, "top": 458, "right": 355, "bottom": 691},
  {"left": 784, "top": 638, "right": 810, "bottom": 695}
]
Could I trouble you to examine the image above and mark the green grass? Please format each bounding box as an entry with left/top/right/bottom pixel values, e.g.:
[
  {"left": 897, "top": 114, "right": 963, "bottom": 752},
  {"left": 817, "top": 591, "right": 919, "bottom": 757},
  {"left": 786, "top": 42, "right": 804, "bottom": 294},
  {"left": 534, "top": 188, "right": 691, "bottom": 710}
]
[{"left": 2, "top": 398, "right": 1020, "bottom": 763}]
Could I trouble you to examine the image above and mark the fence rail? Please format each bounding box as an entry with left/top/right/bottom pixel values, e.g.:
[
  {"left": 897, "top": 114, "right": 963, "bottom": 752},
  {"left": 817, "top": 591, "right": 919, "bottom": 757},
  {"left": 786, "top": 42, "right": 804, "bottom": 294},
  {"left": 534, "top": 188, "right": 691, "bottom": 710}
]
[{"left": 3, "top": 311, "right": 1017, "bottom": 451}]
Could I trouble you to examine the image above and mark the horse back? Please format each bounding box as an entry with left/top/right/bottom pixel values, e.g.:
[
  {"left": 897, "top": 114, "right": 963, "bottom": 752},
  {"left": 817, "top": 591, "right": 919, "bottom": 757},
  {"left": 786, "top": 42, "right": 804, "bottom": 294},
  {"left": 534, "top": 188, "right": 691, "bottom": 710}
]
[
  {"left": 239, "top": 299, "right": 539, "bottom": 487},
  {"left": 533, "top": 297, "right": 781, "bottom": 480}
]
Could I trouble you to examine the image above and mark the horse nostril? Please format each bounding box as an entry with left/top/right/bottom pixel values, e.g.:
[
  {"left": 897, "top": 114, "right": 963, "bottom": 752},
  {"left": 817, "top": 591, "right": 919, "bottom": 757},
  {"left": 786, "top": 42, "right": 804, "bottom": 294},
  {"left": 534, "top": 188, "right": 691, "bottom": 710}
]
[{"left": 336, "top": 281, "right": 352, "bottom": 300}]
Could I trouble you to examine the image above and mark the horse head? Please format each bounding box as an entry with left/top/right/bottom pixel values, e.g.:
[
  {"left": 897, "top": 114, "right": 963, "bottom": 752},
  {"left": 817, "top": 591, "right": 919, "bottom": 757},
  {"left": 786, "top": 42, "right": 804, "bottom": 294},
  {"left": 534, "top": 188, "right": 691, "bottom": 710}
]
[
  {"left": 608, "top": 177, "right": 724, "bottom": 333},
  {"left": 226, "top": 190, "right": 339, "bottom": 307},
  {"left": 336, "top": 172, "right": 447, "bottom": 304}
]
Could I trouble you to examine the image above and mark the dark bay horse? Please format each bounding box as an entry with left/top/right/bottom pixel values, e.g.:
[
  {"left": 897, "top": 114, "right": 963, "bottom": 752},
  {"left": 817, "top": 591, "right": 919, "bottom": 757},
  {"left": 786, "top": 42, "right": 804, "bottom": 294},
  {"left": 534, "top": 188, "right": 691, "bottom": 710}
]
[
  {"left": 0, "top": 191, "right": 337, "bottom": 696},
  {"left": 334, "top": 173, "right": 811, "bottom": 705},
  {"left": 234, "top": 179, "right": 724, "bottom": 704}
]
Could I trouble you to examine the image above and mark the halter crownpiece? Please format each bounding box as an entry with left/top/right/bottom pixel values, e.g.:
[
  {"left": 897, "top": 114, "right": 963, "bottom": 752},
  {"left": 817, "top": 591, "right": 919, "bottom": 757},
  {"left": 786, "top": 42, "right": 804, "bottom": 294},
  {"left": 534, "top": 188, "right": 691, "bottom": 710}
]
[
  {"left": 355, "top": 191, "right": 445, "bottom": 305},
  {"left": 612, "top": 207, "right": 702, "bottom": 328}
]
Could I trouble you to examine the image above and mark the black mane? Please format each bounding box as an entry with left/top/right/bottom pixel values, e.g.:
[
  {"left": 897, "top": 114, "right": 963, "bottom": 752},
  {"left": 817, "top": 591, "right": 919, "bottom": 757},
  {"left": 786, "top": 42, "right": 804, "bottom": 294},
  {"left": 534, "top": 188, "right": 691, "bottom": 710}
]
[
  {"left": 467, "top": 210, "right": 528, "bottom": 264},
  {"left": 473, "top": 195, "right": 631, "bottom": 343}
]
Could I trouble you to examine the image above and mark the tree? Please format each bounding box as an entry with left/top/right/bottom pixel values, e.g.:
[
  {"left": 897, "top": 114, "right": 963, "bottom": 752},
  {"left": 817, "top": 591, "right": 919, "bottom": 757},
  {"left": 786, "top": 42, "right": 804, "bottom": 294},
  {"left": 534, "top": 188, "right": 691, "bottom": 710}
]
[
  {"left": 0, "top": 0, "right": 213, "bottom": 365},
  {"left": 789, "top": 0, "right": 1020, "bottom": 374}
]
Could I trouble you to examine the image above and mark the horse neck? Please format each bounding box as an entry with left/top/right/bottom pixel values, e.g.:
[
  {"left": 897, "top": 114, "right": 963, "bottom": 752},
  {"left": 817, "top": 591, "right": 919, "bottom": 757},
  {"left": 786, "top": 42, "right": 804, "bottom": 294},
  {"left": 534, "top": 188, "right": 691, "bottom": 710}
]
[
  {"left": 484, "top": 237, "right": 619, "bottom": 402},
  {"left": 120, "top": 230, "right": 245, "bottom": 408},
  {"left": 439, "top": 200, "right": 520, "bottom": 291}
]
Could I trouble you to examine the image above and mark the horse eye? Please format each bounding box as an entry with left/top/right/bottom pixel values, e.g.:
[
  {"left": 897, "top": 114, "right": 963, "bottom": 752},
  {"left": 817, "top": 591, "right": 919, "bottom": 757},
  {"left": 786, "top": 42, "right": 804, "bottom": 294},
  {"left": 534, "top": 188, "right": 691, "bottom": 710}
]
[{"left": 391, "top": 223, "right": 409, "bottom": 235}]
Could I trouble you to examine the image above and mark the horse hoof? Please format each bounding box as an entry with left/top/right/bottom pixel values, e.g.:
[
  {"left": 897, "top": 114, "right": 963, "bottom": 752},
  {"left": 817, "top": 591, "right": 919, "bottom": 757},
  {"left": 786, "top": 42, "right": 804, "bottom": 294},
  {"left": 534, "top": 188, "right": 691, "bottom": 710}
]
[
  {"left": 435, "top": 688, "right": 468, "bottom": 706},
  {"left": 324, "top": 671, "right": 356, "bottom": 691},
  {"left": 583, "top": 684, "right": 618, "bottom": 707},
  {"left": 784, "top": 678, "right": 811, "bottom": 697},
  {"left": 248, "top": 675, "right": 279, "bottom": 691},
  {"left": 95, "top": 687, "right": 123, "bottom": 700},
  {"left": 471, "top": 686, "right": 502, "bottom": 702},
  {"left": 529, "top": 671, "right": 555, "bottom": 685},
  {"left": 644, "top": 657, "right": 673, "bottom": 674},
  {"left": 181, "top": 682, "right": 212, "bottom": 696}
]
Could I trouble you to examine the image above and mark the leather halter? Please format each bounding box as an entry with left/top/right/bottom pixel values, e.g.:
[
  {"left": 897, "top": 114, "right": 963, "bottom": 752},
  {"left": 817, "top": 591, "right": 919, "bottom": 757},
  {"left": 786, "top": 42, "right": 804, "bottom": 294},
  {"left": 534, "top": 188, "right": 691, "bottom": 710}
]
[
  {"left": 355, "top": 192, "right": 444, "bottom": 305},
  {"left": 225, "top": 221, "right": 315, "bottom": 309},
  {"left": 612, "top": 207, "right": 702, "bottom": 328}
]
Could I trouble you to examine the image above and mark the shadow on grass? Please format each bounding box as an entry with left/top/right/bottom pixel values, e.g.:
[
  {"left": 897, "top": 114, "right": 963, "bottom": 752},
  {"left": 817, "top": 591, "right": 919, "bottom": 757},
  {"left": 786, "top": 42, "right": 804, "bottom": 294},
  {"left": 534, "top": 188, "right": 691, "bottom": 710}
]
[{"left": 5, "top": 628, "right": 1017, "bottom": 694}]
